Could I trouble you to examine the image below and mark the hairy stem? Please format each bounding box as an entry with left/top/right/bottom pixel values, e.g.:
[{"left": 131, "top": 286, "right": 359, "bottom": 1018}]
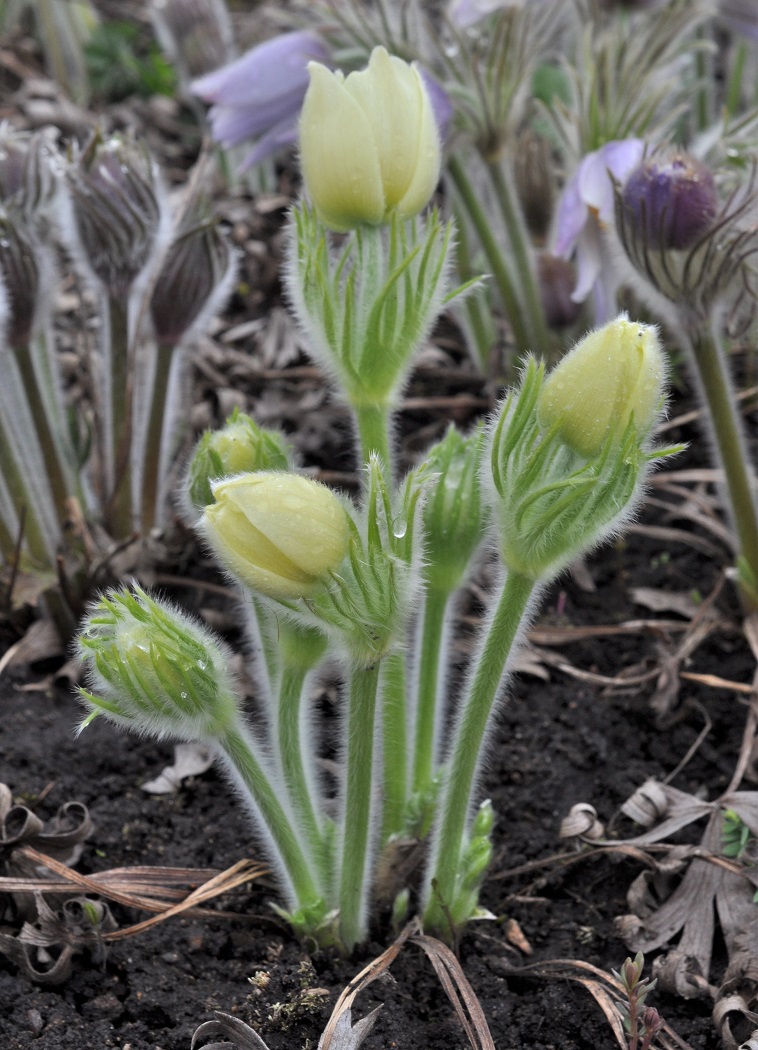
[
  {"left": 140, "top": 342, "right": 175, "bottom": 532},
  {"left": 380, "top": 649, "right": 408, "bottom": 842},
  {"left": 686, "top": 321, "right": 758, "bottom": 610},
  {"left": 338, "top": 660, "right": 381, "bottom": 950},
  {"left": 412, "top": 585, "right": 451, "bottom": 797},
  {"left": 219, "top": 719, "right": 321, "bottom": 913},
  {"left": 422, "top": 570, "right": 535, "bottom": 934}
]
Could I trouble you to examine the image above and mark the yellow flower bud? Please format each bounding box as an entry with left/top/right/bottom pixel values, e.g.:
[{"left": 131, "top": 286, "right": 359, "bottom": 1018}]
[
  {"left": 299, "top": 46, "right": 441, "bottom": 232},
  {"left": 202, "top": 473, "right": 349, "bottom": 600},
  {"left": 537, "top": 315, "right": 666, "bottom": 458}
]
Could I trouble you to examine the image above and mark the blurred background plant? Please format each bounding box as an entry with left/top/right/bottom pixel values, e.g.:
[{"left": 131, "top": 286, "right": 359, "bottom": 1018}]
[{"left": 0, "top": 121, "right": 236, "bottom": 632}]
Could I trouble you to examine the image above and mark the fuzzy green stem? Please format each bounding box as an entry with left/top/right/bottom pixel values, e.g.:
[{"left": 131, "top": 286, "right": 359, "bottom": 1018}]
[
  {"left": 686, "top": 323, "right": 758, "bottom": 610},
  {"left": 412, "top": 585, "right": 451, "bottom": 797},
  {"left": 220, "top": 719, "right": 321, "bottom": 912},
  {"left": 447, "top": 153, "right": 531, "bottom": 355},
  {"left": 486, "top": 157, "right": 549, "bottom": 354},
  {"left": 354, "top": 401, "right": 392, "bottom": 474},
  {"left": 140, "top": 342, "right": 175, "bottom": 532},
  {"left": 14, "top": 342, "right": 72, "bottom": 521},
  {"left": 106, "top": 296, "right": 133, "bottom": 538},
  {"left": 380, "top": 650, "right": 408, "bottom": 842},
  {"left": 422, "top": 570, "right": 535, "bottom": 934},
  {"left": 338, "top": 660, "right": 381, "bottom": 950},
  {"left": 277, "top": 662, "right": 329, "bottom": 889}
]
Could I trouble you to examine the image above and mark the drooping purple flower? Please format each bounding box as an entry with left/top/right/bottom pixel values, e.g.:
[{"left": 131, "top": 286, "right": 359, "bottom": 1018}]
[
  {"left": 621, "top": 153, "right": 718, "bottom": 250},
  {"left": 191, "top": 30, "right": 330, "bottom": 170},
  {"left": 552, "top": 138, "right": 644, "bottom": 322}
]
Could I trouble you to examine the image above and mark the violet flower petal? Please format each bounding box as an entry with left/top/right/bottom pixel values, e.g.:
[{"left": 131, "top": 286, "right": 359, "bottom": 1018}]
[
  {"left": 191, "top": 31, "right": 328, "bottom": 107},
  {"left": 553, "top": 171, "right": 586, "bottom": 257}
]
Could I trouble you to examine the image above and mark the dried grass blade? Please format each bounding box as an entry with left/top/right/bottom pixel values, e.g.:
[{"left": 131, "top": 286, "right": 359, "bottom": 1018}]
[
  {"left": 15, "top": 847, "right": 264, "bottom": 928},
  {"left": 572, "top": 978, "right": 627, "bottom": 1049},
  {"left": 319, "top": 919, "right": 419, "bottom": 1050},
  {"left": 412, "top": 932, "right": 496, "bottom": 1050}
]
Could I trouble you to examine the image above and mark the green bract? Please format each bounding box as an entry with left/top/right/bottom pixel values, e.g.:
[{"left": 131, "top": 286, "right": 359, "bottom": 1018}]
[{"left": 77, "top": 585, "right": 238, "bottom": 741}]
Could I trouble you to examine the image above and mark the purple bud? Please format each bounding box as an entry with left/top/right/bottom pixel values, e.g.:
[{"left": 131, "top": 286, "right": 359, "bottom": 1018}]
[
  {"left": 66, "top": 132, "right": 166, "bottom": 296},
  {"left": 0, "top": 211, "right": 40, "bottom": 349},
  {"left": 150, "top": 202, "right": 235, "bottom": 349},
  {"left": 622, "top": 154, "right": 718, "bottom": 251}
]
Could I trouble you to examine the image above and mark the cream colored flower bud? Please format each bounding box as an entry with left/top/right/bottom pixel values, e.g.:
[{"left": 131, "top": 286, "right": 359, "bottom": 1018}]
[
  {"left": 299, "top": 46, "right": 441, "bottom": 231},
  {"left": 537, "top": 315, "right": 666, "bottom": 458},
  {"left": 202, "top": 473, "right": 349, "bottom": 600}
]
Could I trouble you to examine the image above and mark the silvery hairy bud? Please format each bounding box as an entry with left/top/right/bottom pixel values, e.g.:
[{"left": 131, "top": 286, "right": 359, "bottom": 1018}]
[{"left": 65, "top": 131, "right": 168, "bottom": 296}]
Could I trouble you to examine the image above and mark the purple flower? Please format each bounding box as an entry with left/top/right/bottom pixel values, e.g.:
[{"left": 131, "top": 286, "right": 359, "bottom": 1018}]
[
  {"left": 191, "top": 31, "right": 330, "bottom": 170},
  {"left": 552, "top": 138, "right": 644, "bottom": 322}
]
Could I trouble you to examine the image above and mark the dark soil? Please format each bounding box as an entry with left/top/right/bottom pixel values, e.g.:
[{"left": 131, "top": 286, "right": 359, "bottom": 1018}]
[{"left": 1, "top": 440, "right": 755, "bottom": 1050}]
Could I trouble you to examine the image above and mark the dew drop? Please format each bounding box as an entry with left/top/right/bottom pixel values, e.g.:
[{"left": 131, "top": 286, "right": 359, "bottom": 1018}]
[{"left": 392, "top": 517, "right": 407, "bottom": 539}]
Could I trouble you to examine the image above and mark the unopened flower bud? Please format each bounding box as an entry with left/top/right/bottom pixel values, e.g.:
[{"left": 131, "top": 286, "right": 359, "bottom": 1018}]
[
  {"left": 186, "top": 410, "right": 291, "bottom": 513},
  {"left": 538, "top": 315, "right": 666, "bottom": 458},
  {"left": 150, "top": 200, "right": 236, "bottom": 349},
  {"left": 66, "top": 132, "right": 166, "bottom": 295},
  {"left": 299, "top": 46, "right": 441, "bottom": 231},
  {"left": 77, "top": 585, "right": 239, "bottom": 740},
  {"left": 201, "top": 472, "right": 349, "bottom": 600},
  {"left": 0, "top": 211, "right": 39, "bottom": 348},
  {"left": 621, "top": 153, "right": 718, "bottom": 250}
]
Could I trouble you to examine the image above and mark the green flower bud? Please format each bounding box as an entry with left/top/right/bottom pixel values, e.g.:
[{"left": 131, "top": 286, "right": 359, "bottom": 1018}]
[
  {"left": 299, "top": 46, "right": 441, "bottom": 232},
  {"left": 487, "top": 323, "right": 676, "bottom": 581},
  {"left": 201, "top": 472, "right": 350, "bottom": 600},
  {"left": 185, "top": 410, "right": 291, "bottom": 514},
  {"left": 537, "top": 315, "right": 666, "bottom": 459},
  {"left": 471, "top": 798, "right": 494, "bottom": 839},
  {"left": 77, "top": 585, "right": 239, "bottom": 741},
  {"left": 422, "top": 424, "right": 486, "bottom": 592}
]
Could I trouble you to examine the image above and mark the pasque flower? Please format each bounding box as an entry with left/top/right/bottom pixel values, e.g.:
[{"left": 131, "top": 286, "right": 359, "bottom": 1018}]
[
  {"left": 621, "top": 153, "right": 718, "bottom": 250},
  {"left": 538, "top": 314, "right": 665, "bottom": 458},
  {"left": 299, "top": 46, "right": 441, "bottom": 232},
  {"left": 552, "top": 138, "right": 644, "bottom": 321},
  {"left": 201, "top": 472, "right": 349, "bottom": 600},
  {"left": 191, "top": 31, "right": 330, "bottom": 170}
]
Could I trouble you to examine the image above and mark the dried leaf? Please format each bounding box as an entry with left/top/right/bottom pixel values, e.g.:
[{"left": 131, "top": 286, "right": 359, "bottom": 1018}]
[{"left": 141, "top": 743, "right": 215, "bottom": 794}]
